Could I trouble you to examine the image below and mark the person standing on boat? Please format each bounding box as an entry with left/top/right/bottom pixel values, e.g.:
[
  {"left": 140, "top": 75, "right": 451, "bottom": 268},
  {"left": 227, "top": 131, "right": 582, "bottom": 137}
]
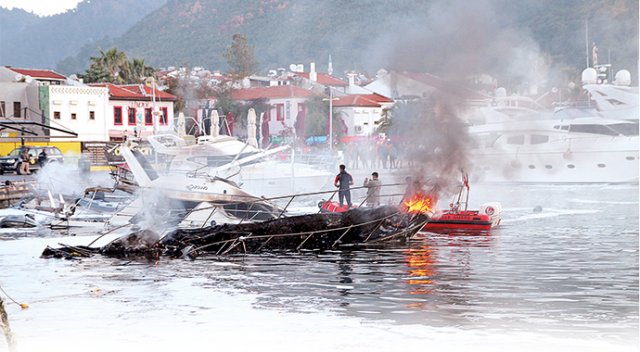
[
  {"left": 334, "top": 164, "right": 353, "bottom": 208},
  {"left": 363, "top": 172, "right": 381, "bottom": 207}
]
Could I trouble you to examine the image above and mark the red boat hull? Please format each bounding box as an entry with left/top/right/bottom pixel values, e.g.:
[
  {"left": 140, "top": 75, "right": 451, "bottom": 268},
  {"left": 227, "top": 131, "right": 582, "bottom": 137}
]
[{"left": 422, "top": 211, "right": 493, "bottom": 232}]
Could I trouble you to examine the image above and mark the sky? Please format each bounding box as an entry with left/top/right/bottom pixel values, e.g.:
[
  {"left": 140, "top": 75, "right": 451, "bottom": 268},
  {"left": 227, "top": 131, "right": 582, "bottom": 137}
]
[{"left": 0, "top": 0, "right": 82, "bottom": 16}]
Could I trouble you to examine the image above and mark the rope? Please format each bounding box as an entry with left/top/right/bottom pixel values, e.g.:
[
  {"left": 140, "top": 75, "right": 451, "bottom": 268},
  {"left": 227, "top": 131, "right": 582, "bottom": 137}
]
[{"left": 0, "top": 284, "right": 28, "bottom": 310}]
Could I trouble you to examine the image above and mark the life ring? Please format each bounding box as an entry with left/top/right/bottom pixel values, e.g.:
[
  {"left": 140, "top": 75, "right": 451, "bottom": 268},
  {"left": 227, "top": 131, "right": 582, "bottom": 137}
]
[{"left": 485, "top": 206, "right": 495, "bottom": 216}]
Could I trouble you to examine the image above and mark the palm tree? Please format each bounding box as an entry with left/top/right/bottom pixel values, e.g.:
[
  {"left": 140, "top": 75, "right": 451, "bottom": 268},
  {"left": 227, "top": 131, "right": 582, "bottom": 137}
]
[{"left": 91, "top": 48, "right": 129, "bottom": 84}]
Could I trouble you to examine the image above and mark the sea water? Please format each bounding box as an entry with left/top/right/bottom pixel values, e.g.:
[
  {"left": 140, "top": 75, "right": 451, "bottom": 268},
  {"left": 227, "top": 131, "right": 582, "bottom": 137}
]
[{"left": 0, "top": 184, "right": 637, "bottom": 351}]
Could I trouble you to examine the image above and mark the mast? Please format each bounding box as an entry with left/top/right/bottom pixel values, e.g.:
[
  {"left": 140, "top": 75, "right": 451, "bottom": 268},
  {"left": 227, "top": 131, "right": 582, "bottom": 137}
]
[{"left": 585, "top": 19, "right": 590, "bottom": 68}]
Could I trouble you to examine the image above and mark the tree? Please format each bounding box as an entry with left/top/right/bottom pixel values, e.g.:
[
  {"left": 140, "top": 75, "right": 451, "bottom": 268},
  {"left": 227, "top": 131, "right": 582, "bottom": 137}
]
[
  {"left": 80, "top": 47, "right": 155, "bottom": 84},
  {"left": 223, "top": 34, "right": 258, "bottom": 80}
]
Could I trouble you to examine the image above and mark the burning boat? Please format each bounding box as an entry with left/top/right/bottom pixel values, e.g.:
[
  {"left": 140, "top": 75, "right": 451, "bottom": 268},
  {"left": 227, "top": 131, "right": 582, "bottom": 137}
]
[{"left": 42, "top": 203, "right": 431, "bottom": 259}]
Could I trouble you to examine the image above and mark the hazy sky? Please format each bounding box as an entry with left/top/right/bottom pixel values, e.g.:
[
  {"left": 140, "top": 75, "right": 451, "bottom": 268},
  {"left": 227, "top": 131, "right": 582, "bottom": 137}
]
[{"left": 0, "top": 0, "right": 82, "bottom": 16}]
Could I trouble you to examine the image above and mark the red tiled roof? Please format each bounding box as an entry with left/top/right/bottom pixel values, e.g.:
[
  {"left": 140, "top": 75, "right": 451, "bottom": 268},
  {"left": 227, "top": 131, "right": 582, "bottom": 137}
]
[
  {"left": 231, "top": 85, "right": 316, "bottom": 100},
  {"left": 333, "top": 95, "right": 384, "bottom": 108},
  {"left": 361, "top": 93, "right": 394, "bottom": 104},
  {"left": 297, "top": 72, "right": 348, "bottom": 86},
  {"left": 8, "top": 67, "right": 66, "bottom": 80},
  {"left": 89, "top": 83, "right": 177, "bottom": 101}
]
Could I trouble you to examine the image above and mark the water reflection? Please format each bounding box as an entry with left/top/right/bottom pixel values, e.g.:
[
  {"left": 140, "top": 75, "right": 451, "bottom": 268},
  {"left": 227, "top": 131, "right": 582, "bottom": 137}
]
[{"left": 405, "top": 245, "right": 436, "bottom": 296}]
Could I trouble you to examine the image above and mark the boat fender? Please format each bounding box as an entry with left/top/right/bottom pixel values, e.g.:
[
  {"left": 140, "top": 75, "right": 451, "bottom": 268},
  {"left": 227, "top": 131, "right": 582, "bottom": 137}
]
[{"left": 485, "top": 206, "right": 494, "bottom": 216}]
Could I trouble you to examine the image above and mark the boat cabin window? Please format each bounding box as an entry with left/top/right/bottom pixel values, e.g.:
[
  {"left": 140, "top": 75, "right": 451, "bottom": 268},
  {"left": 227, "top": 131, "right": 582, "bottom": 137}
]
[
  {"left": 530, "top": 134, "right": 549, "bottom": 144},
  {"left": 568, "top": 124, "right": 619, "bottom": 136},
  {"left": 608, "top": 123, "right": 639, "bottom": 136},
  {"left": 506, "top": 135, "right": 525, "bottom": 145}
]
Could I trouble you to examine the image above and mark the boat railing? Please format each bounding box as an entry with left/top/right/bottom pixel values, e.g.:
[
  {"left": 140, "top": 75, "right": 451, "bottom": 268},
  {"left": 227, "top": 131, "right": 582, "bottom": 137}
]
[{"left": 178, "top": 182, "right": 410, "bottom": 226}]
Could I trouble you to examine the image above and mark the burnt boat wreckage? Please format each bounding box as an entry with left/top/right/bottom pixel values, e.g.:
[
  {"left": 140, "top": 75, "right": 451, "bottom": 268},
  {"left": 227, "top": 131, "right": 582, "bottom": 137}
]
[
  {"left": 42, "top": 142, "right": 433, "bottom": 260},
  {"left": 42, "top": 205, "right": 429, "bottom": 260}
]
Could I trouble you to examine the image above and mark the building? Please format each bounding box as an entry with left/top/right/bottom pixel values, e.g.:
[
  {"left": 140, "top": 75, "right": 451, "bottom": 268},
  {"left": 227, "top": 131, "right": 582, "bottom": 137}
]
[
  {"left": 333, "top": 93, "right": 394, "bottom": 138},
  {"left": 0, "top": 66, "right": 81, "bottom": 141},
  {"left": 231, "top": 85, "right": 317, "bottom": 137},
  {"left": 89, "top": 83, "right": 177, "bottom": 140},
  {"left": 364, "top": 70, "right": 488, "bottom": 102}
]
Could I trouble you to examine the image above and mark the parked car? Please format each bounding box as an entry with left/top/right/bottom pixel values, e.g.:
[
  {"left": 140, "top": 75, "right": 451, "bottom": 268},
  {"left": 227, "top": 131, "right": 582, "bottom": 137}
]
[{"left": 0, "top": 146, "right": 64, "bottom": 175}]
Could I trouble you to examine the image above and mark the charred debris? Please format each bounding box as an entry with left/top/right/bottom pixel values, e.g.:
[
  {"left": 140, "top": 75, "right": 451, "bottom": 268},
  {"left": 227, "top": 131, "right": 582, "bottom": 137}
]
[{"left": 42, "top": 205, "right": 429, "bottom": 261}]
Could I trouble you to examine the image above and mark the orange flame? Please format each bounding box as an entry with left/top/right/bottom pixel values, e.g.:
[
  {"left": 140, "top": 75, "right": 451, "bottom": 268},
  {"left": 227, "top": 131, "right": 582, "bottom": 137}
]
[{"left": 402, "top": 192, "right": 435, "bottom": 214}]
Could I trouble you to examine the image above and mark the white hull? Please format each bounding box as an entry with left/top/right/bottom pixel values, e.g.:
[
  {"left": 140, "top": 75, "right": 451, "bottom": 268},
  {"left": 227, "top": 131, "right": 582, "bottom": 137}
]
[{"left": 472, "top": 135, "right": 639, "bottom": 183}]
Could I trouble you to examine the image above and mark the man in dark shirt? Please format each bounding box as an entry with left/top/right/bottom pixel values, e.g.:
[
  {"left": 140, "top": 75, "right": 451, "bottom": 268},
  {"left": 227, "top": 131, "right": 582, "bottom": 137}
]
[{"left": 334, "top": 164, "right": 353, "bottom": 208}]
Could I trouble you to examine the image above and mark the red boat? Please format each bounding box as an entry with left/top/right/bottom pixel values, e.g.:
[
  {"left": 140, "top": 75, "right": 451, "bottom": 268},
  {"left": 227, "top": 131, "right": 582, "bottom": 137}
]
[
  {"left": 422, "top": 174, "right": 501, "bottom": 232},
  {"left": 319, "top": 200, "right": 352, "bottom": 213}
]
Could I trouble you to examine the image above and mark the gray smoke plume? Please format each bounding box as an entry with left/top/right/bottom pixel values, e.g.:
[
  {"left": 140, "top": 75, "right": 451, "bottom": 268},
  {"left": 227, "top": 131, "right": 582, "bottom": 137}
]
[{"left": 368, "top": 0, "right": 551, "bottom": 198}]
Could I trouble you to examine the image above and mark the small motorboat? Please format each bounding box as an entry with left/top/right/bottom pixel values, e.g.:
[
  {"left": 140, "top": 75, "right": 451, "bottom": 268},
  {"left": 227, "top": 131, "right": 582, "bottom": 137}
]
[{"left": 423, "top": 174, "right": 501, "bottom": 232}]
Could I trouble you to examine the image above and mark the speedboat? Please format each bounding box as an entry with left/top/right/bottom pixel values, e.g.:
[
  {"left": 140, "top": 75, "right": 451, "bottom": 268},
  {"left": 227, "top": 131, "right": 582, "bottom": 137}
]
[
  {"left": 146, "top": 134, "right": 334, "bottom": 198},
  {"left": 116, "top": 144, "right": 283, "bottom": 225}
]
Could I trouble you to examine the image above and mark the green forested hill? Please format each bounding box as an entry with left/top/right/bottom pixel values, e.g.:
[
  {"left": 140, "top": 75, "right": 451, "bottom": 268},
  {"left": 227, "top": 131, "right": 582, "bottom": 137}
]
[
  {"left": 113, "top": 0, "right": 639, "bottom": 83},
  {"left": 3, "top": 0, "right": 637, "bottom": 84}
]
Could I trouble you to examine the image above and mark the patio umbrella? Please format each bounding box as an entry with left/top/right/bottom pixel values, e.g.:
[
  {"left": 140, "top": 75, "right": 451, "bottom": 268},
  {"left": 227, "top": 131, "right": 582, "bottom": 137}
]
[
  {"left": 210, "top": 110, "right": 220, "bottom": 137},
  {"left": 246, "top": 108, "right": 258, "bottom": 148},
  {"left": 294, "top": 109, "right": 306, "bottom": 141},
  {"left": 261, "top": 109, "right": 270, "bottom": 148},
  {"left": 177, "top": 112, "right": 186, "bottom": 136},
  {"left": 226, "top": 112, "right": 234, "bottom": 136}
]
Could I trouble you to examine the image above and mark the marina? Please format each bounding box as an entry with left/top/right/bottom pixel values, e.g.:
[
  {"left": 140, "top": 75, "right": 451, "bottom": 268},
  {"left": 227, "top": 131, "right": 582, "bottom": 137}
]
[{"left": 0, "top": 1, "right": 638, "bottom": 351}]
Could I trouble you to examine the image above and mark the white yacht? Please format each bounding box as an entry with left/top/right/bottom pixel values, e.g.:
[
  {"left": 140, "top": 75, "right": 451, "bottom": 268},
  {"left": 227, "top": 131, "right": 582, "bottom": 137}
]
[
  {"left": 467, "top": 69, "right": 639, "bottom": 183},
  {"left": 146, "top": 134, "right": 334, "bottom": 198}
]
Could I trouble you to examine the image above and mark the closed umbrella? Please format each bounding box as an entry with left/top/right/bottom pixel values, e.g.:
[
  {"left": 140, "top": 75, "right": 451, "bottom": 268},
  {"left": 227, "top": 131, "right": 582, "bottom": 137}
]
[
  {"left": 177, "top": 112, "right": 186, "bottom": 137},
  {"left": 294, "top": 108, "right": 306, "bottom": 141},
  {"left": 210, "top": 110, "right": 220, "bottom": 137},
  {"left": 226, "top": 112, "right": 234, "bottom": 136},
  {"left": 261, "top": 109, "right": 270, "bottom": 148},
  {"left": 246, "top": 108, "right": 258, "bottom": 148}
]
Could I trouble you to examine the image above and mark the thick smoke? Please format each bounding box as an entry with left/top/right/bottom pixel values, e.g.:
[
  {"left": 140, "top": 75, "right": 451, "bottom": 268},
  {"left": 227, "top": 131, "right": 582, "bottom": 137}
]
[
  {"left": 365, "top": 0, "right": 550, "bottom": 197},
  {"left": 368, "top": 0, "right": 547, "bottom": 84}
]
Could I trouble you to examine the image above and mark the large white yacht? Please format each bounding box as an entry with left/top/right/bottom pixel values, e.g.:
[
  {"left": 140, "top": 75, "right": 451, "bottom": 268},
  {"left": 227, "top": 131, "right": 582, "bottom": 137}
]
[{"left": 467, "top": 69, "right": 639, "bottom": 183}]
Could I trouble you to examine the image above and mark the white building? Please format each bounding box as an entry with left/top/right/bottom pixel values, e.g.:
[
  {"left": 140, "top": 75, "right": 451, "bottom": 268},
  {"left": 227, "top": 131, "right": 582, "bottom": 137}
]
[
  {"left": 333, "top": 93, "right": 394, "bottom": 138},
  {"left": 231, "top": 85, "right": 316, "bottom": 138},
  {"left": 89, "top": 83, "right": 177, "bottom": 140}
]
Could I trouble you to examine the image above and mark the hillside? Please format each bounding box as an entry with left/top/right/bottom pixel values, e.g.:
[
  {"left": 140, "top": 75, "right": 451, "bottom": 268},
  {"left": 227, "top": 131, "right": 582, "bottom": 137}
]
[
  {"left": 2, "top": 0, "right": 637, "bottom": 85},
  {"left": 0, "top": 0, "right": 166, "bottom": 70},
  {"left": 111, "top": 0, "right": 639, "bottom": 84}
]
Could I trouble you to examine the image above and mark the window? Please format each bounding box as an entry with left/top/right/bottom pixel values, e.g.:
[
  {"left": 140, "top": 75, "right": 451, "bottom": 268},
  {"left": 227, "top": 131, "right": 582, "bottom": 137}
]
[
  {"left": 506, "top": 135, "right": 525, "bottom": 145},
  {"left": 160, "top": 107, "right": 168, "bottom": 125},
  {"left": 569, "top": 124, "right": 618, "bottom": 136},
  {"left": 531, "top": 135, "right": 549, "bottom": 144},
  {"left": 114, "top": 106, "right": 123, "bottom": 125},
  {"left": 275, "top": 104, "right": 284, "bottom": 121},
  {"left": 0, "top": 101, "right": 4, "bottom": 117},
  {"left": 53, "top": 111, "right": 61, "bottom": 120},
  {"left": 71, "top": 113, "right": 77, "bottom": 120},
  {"left": 145, "top": 108, "right": 152, "bottom": 125},
  {"left": 13, "top": 102, "right": 21, "bottom": 117},
  {"left": 128, "top": 108, "right": 136, "bottom": 125},
  {"left": 89, "top": 111, "right": 95, "bottom": 120}
]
